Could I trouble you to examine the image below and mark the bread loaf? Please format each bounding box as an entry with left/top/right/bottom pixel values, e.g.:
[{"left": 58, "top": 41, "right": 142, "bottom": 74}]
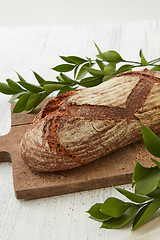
[{"left": 20, "top": 69, "right": 160, "bottom": 172}]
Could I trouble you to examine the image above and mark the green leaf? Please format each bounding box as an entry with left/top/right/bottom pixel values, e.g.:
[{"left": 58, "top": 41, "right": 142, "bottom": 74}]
[
  {"left": 0, "top": 82, "right": 17, "bottom": 95},
  {"left": 76, "top": 63, "right": 88, "bottom": 80},
  {"left": 135, "top": 167, "right": 160, "bottom": 195},
  {"left": 60, "top": 56, "right": 87, "bottom": 65},
  {"left": 94, "top": 43, "right": 120, "bottom": 63},
  {"left": 94, "top": 42, "right": 103, "bottom": 56},
  {"left": 115, "top": 187, "right": 151, "bottom": 203},
  {"left": 101, "top": 205, "right": 139, "bottom": 229},
  {"left": 132, "top": 199, "right": 160, "bottom": 230},
  {"left": 83, "top": 67, "right": 104, "bottom": 77},
  {"left": 98, "top": 50, "right": 123, "bottom": 63},
  {"left": 116, "top": 64, "right": 134, "bottom": 74},
  {"left": 52, "top": 64, "right": 75, "bottom": 72},
  {"left": 79, "top": 77, "right": 103, "bottom": 87},
  {"left": 132, "top": 162, "right": 153, "bottom": 187},
  {"left": 33, "top": 71, "right": 46, "bottom": 85},
  {"left": 151, "top": 65, "right": 160, "bottom": 71},
  {"left": 6, "top": 79, "right": 24, "bottom": 92},
  {"left": 87, "top": 203, "right": 112, "bottom": 222},
  {"left": 60, "top": 73, "right": 75, "bottom": 84},
  {"left": 87, "top": 57, "right": 92, "bottom": 66},
  {"left": 66, "top": 56, "right": 87, "bottom": 65},
  {"left": 44, "top": 80, "right": 70, "bottom": 87},
  {"left": 25, "top": 93, "right": 40, "bottom": 111},
  {"left": 103, "top": 50, "right": 123, "bottom": 62},
  {"left": 94, "top": 42, "right": 108, "bottom": 62},
  {"left": 104, "top": 64, "right": 116, "bottom": 75},
  {"left": 139, "top": 49, "right": 149, "bottom": 66},
  {"left": 44, "top": 80, "right": 65, "bottom": 85},
  {"left": 74, "top": 65, "right": 79, "bottom": 79},
  {"left": 33, "top": 92, "right": 49, "bottom": 109},
  {"left": 76, "top": 63, "right": 94, "bottom": 80},
  {"left": 96, "top": 59, "right": 105, "bottom": 70},
  {"left": 16, "top": 72, "right": 26, "bottom": 82},
  {"left": 107, "top": 62, "right": 116, "bottom": 68},
  {"left": 100, "top": 197, "right": 132, "bottom": 218},
  {"left": 12, "top": 92, "right": 31, "bottom": 113},
  {"left": 8, "top": 91, "right": 26, "bottom": 103},
  {"left": 148, "top": 188, "right": 160, "bottom": 198},
  {"left": 43, "top": 83, "right": 66, "bottom": 92},
  {"left": 103, "top": 74, "right": 114, "bottom": 82},
  {"left": 56, "top": 76, "right": 64, "bottom": 82},
  {"left": 141, "top": 123, "right": 160, "bottom": 158},
  {"left": 151, "top": 158, "right": 160, "bottom": 168},
  {"left": 132, "top": 205, "right": 148, "bottom": 229},
  {"left": 18, "top": 81, "right": 43, "bottom": 93},
  {"left": 59, "top": 56, "right": 75, "bottom": 64},
  {"left": 58, "top": 86, "right": 77, "bottom": 95}
]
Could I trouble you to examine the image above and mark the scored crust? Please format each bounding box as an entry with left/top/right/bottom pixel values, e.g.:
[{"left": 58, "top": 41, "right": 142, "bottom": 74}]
[{"left": 20, "top": 69, "right": 160, "bottom": 172}]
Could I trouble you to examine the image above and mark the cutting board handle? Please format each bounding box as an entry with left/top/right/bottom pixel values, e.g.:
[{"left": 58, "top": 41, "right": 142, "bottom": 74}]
[{"left": 0, "top": 151, "right": 12, "bottom": 163}]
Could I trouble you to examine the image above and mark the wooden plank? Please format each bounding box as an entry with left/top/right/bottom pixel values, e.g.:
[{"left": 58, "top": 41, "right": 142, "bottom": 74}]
[{"left": 0, "top": 99, "right": 154, "bottom": 199}]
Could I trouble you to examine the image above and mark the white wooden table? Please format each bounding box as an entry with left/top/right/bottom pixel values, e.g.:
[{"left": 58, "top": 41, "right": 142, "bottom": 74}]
[{"left": 1, "top": 20, "right": 160, "bottom": 240}]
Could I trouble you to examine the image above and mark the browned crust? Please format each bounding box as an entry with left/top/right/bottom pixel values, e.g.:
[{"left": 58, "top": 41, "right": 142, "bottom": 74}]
[
  {"left": 20, "top": 69, "right": 160, "bottom": 172},
  {"left": 21, "top": 90, "right": 82, "bottom": 171}
]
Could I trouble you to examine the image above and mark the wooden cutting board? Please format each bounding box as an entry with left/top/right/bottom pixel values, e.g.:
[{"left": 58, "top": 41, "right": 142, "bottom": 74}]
[{"left": 0, "top": 99, "right": 154, "bottom": 200}]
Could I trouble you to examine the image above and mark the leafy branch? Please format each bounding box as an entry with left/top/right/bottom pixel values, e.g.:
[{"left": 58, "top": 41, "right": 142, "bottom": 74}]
[
  {"left": 0, "top": 44, "right": 160, "bottom": 113},
  {"left": 87, "top": 124, "right": 160, "bottom": 230}
]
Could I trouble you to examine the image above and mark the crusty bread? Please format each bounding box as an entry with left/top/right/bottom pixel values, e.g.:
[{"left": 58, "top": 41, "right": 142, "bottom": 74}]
[{"left": 20, "top": 69, "right": 160, "bottom": 172}]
